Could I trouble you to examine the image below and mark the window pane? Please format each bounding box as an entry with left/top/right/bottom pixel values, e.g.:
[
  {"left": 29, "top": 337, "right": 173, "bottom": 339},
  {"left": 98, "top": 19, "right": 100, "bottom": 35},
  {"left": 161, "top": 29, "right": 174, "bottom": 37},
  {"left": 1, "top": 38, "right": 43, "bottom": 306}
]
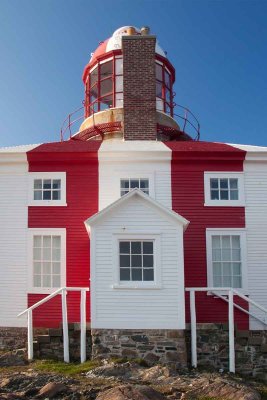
[
  {"left": 52, "top": 248, "right": 61, "bottom": 261},
  {"left": 120, "top": 241, "right": 130, "bottom": 254},
  {"left": 220, "top": 190, "right": 229, "bottom": 200},
  {"left": 120, "top": 255, "right": 130, "bottom": 268},
  {"left": 52, "top": 262, "right": 61, "bottom": 275},
  {"left": 34, "top": 179, "right": 42, "bottom": 189},
  {"left": 233, "top": 276, "right": 242, "bottom": 288},
  {"left": 232, "top": 249, "right": 241, "bottom": 261},
  {"left": 223, "top": 262, "right": 231, "bottom": 276},
  {"left": 233, "top": 263, "right": 241, "bottom": 276},
  {"left": 213, "top": 275, "right": 221, "bottom": 287},
  {"left": 100, "top": 60, "right": 112, "bottom": 79},
  {"left": 34, "top": 275, "right": 41, "bottom": 287},
  {"left": 43, "top": 191, "right": 51, "bottom": 200},
  {"left": 52, "top": 236, "right": 61, "bottom": 248},
  {"left": 121, "top": 180, "right": 129, "bottom": 189},
  {"left": 34, "top": 262, "right": 41, "bottom": 274},
  {"left": 232, "top": 236, "right": 240, "bottom": 248},
  {"left": 230, "top": 179, "right": 238, "bottom": 189},
  {"left": 213, "top": 262, "right": 222, "bottom": 276},
  {"left": 120, "top": 268, "right": 130, "bottom": 281},
  {"left": 52, "top": 180, "right": 61, "bottom": 189},
  {"left": 100, "top": 78, "right": 113, "bottom": 96},
  {"left": 33, "top": 236, "right": 42, "bottom": 247},
  {"left": 52, "top": 275, "right": 60, "bottom": 288},
  {"left": 52, "top": 190, "right": 61, "bottom": 200},
  {"left": 230, "top": 190, "right": 238, "bottom": 200},
  {"left": 212, "top": 236, "right": 221, "bottom": 249},
  {"left": 131, "top": 242, "right": 141, "bottom": 254},
  {"left": 121, "top": 190, "right": 128, "bottom": 197},
  {"left": 132, "top": 268, "right": 142, "bottom": 281},
  {"left": 222, "top": 275, "right": 232, "bottom": 287},
  {"left": 156, "top": 63, "right": 162, "bottom": 81},
  {"left": 212, "top": 249, "right": 221, "bottom": 261},
  {"left": 143, "top": 255, "right": 153, "bottom": 268},
  {"left": 132, "top": 255, "right": 142, "bottom": 267},
  {"left": 222, "top": 249, "right": 231, "bottom": 261},
  {"left": 43, "top": 248, "right": 51, "bottom": 261},
  {"left": 211, "top": 190, "right": 219, "bottom": 200},
  {"left": 210, "top": 178, "right": 219, "bottom": 189},
  {"left": 43, "top": 262, "right": 51, "bottom": 274},
  {"left": 143, "top": 269, "right": 154, "bottom": 281},
  {"left": 34, "top": 190, "right": 42, "bottom": 200},
  {"left": 143, "top": 241, "right": 153, "bottom": 254},
  {"left": 222, "top": 236, "right": 231, "bottom": 248},
  {"left": 130, "top": 180, "right": 139, "bottom": 189},
  {"left": 43, "top": 236, "right": 51, "bottom": 248},
  {"left": 43, "top": 180, "right": 51, "bottom": 189},
  {"left": 115, "top": 58, "right": 123, "bottom": 75},
  {"left": 140, "top": 179, "right": 149, "bottom": 189},
  {"left": 116, "top": 75, "right": 123, "bottom": 92},
  {"left": 43, "top": 275, "right": 51, "bottom": 287},
  {"left": 33, "top": 247, "right": 41, "bottom": 260},
  {"left": 220, "top": 179, "right": 228, "bottom": 189}
]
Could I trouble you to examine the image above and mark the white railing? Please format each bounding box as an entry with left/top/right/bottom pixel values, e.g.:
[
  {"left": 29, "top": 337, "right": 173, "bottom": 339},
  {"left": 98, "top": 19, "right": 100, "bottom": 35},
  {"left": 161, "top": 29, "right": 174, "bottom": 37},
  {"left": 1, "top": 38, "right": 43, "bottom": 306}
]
[
  {"left": 186, "top": 287, "right": 267, "bottom": 373},
  {"left": 18, "top": 287, "right": 89, "bottom": 363}
]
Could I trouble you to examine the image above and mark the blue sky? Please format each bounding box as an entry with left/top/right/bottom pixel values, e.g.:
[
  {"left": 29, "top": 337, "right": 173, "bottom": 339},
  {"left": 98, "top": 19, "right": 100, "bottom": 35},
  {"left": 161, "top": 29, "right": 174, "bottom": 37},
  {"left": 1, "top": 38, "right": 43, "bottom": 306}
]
[{"left": 0, "top": 0, "right": 267, "bottom": 146}]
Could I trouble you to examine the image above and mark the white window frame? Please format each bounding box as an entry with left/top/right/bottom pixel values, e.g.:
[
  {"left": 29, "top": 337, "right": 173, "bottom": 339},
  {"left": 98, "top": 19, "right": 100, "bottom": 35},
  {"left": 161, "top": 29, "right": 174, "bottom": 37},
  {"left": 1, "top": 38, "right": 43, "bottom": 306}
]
[
  {"left": 112, "top": 233, "right": 161, "bottom": 289},
  {"left": 28, "top": 228, "right": 66, "bottom": 294},
  {"left": 204, "top": 172, "right": 245, "bottom": 206},
  {"left": 28, "top": 172, "right": 67, "bottom": 206},
  {"left": 206, "top": 228, "right": 248, "bottom": 292}
]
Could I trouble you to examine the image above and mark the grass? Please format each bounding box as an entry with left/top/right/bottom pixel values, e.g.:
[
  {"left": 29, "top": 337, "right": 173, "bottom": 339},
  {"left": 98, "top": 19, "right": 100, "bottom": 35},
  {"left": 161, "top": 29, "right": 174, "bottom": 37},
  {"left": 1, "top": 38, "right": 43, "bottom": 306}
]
[{"left": 33, "top": 359, "right": 101, "bottom": 376}]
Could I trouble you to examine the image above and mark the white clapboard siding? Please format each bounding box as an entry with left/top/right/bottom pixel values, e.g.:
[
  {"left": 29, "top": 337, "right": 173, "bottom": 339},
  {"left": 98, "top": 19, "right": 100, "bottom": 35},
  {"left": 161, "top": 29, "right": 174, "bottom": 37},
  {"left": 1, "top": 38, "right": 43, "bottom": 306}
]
[
  {"left": 244, "top": 161, "right": 267, "bottom": 329},
  {"left": 98, "top": 140, "right": 172, "bottom": 210},
  {"left": 91, "top": 195, "right": 185, "bottom": 329},
  {"left": 0, "top": 167, "right": 28, "bottom": 327}
]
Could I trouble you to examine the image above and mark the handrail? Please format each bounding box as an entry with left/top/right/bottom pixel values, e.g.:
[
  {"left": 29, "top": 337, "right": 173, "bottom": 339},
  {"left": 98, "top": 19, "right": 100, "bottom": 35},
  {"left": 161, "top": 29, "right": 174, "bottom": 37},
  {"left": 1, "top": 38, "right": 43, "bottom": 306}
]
[
  {"left": 18, "top": 287, "right": 89, "bottom": 363},
  {"left": 185, "top": 287, "right": 267, "bottom": 374}
]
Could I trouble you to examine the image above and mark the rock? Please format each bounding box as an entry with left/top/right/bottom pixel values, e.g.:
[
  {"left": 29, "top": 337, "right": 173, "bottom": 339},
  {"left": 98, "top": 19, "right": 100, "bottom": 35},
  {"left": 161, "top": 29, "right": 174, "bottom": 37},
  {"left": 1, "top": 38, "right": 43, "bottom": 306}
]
[
  {"left": 143, "top": 352, "right": 159, "bottom": 366},
  {"left": 0, "top": 377, "right": 11, "bottom": 388},
  {"left": 183, "top": 377, "right": 261, "bottom": 400},
  {"left": 96, "top": 384, "right": 167, "bottom": 400},
  {"left": 139, "top": 365, "right": 172, "bottom": 382},
  {"left": 0, "top": 349, "right": 27, "bottom": 367},
  {"left": 38, "top": 382, "right": 67, "bottom": 398}
]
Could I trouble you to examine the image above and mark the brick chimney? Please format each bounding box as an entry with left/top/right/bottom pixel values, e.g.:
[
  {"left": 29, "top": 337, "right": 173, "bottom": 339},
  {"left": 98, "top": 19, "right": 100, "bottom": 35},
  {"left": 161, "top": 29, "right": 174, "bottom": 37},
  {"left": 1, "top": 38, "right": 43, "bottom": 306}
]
[{"left": 122, "top": 35, "right": 157, "bottom": 140}]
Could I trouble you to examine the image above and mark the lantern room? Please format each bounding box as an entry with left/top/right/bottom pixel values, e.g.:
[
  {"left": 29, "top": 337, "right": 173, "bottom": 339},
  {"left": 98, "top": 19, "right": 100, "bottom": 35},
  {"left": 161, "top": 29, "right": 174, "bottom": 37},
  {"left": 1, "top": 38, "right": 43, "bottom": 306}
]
[{"left": 82, "top": 26, "right": 175, "bottom": 118}]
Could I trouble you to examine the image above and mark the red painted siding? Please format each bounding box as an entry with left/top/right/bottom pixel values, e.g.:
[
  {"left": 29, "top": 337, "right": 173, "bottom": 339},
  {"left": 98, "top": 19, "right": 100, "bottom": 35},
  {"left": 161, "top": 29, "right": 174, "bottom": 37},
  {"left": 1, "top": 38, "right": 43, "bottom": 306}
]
[
  {"left": 27, "top": 141, "right": 100, "bottom": 328},
  {"left": 165, "top": 141, "right": 249, "bottom": 329}
]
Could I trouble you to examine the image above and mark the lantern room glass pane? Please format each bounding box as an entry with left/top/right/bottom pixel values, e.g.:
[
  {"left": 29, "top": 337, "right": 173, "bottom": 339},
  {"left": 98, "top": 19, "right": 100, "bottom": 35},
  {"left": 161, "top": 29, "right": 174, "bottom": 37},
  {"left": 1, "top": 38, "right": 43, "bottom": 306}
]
[
  {"left": 116, "top": 93, "right": 123, "bottom": 107},
  {"left": 156, "top": 81, "right": 163, "bottom": 98},
  {"left": 156, "top": 63, "right": 162, "bottom": 81},
  {"left": 99, "top": 95, "right": 112, "bottom": 111},
  {"left": 100, "top": 60, "right": 112, "bottom": 79},
  {"left": 156, "top": 97, "right": 164, "bottom": 111},
  {"left": 90, "top": 68, "right": 98, "bottom": 87},
  {"left": 116, "top": 75, "right": 123, "bottom": 92},
  {"left": 165, "top": 70, "right": 171, "bottom": 88},
  {"left": 100, "top": 78, "right": 112, "bottom": 96},
  {"left": 115, "top": 58, "right": 123, "bottom": 75}
]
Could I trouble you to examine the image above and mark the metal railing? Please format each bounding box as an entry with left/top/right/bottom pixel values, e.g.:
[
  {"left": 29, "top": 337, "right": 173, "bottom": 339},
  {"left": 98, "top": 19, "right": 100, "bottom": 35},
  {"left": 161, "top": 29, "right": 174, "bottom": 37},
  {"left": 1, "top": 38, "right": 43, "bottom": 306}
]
[
  {"left": 18, "top": 287, "right": 89, "bottom": 363},
  {"left": 60, "top": 102, "right": 200, "bottom": 142},
  {"left": 185, "top": 287, "right": 267, "bottom": 373}
]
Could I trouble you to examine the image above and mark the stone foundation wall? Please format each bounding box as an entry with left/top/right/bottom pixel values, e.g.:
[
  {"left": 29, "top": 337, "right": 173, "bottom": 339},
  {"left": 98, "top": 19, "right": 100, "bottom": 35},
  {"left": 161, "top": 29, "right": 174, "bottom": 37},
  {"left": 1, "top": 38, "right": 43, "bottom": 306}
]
[
  {"left": 91, "top": 329, "right": 187, "bottom": 368},
  {"left": 185, "top": 324, "right": 267, "bottom": 380},
  {"left": 0, "top": 327, "right": 28, "bottom": 351},
  {"left": 35, "top": 324, "right": 92, "bottom": 362}
]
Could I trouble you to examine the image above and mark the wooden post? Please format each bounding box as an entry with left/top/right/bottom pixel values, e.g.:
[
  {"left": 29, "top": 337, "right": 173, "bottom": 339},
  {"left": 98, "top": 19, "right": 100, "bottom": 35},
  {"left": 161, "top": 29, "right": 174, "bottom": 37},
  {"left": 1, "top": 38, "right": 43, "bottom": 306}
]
[
  {"left": 228, "top": 289, "right": 235, "bottom": 373},
  {"left": 61, "top": 289, "right": 70, "bottom": 363},
  {"left": 27, "top": 309, "right": 33, "bottom": 360},
  {"left": 190, "top": 290, "right": 197, "bottom": 368},
  {"left": 80, "top": 289, "right": 87, "bottom": 363}
]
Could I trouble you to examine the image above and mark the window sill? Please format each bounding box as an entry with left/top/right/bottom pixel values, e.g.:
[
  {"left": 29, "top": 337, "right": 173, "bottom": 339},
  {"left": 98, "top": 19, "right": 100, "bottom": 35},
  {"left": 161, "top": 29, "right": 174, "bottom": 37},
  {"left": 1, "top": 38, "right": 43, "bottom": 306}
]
[
  {"left": 204, "top": 202, "right": 245, "bottom": 207},
  {"left": 29, "top": 202, "right": 67, "bottom": 207},
  {"left": 112, "top": 284, "right": 162, "bottom": 290}
]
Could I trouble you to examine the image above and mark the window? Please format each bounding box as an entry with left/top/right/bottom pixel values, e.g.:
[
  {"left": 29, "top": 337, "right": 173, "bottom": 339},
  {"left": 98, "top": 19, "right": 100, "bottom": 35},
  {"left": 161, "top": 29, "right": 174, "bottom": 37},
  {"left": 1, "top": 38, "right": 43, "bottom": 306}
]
[
  {"left": 156, "top": 62, "right": 173, "bottom": 116},
  {"left": 34, "top": 179, "right": 61, "bottom": 201},
  {"left": 120, "top": 178, "right": 149, "bottom": 196},
  {"left": 29, "top": 172, "right": 66, "bottom": 206},
  {"left": 29, "top": 229, "right": 66, "bottom": 293},
  {"left": 206, "top": 229, "right": 247, "bottom": 290},
  {"left": 119, "top": 241, "right": 154, "bottom": 282},
  {"left": 204, "top": 173, "right": 245, "bottom": 206}
]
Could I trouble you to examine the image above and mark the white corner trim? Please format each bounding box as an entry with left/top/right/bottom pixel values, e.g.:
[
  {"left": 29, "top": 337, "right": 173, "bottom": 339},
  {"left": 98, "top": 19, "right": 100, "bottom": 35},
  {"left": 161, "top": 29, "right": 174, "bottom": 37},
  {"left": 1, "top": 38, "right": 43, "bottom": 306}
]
[
  {"left": 206, "top": 228, "right": 248, "bottom": 292},
  {"left": 27, "top": 228, "right": 66, "bottom": 294},
  {"left": 28, "top": 172, "right": 67, "bottom": 206},
  {"left": 204, "top": 172, "right": 245, "bottom": 207}
]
